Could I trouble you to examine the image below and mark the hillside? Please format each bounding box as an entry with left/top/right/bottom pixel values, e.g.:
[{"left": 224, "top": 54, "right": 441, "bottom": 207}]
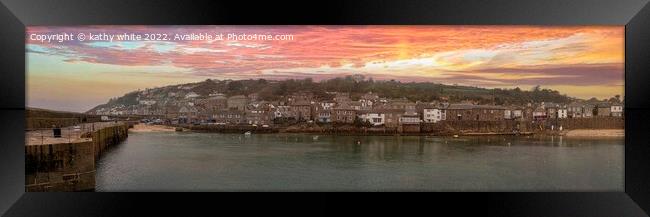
[{"left": 87, "top": 75, "right": 585, "bottom": 113}]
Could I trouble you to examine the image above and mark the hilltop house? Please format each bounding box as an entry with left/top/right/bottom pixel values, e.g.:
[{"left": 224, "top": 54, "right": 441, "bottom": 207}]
[
  {"left": 209, "top": 92, "right": 225, "bottom": 97},
  {"left": 139, "top": 99, "right": 157, "bottom": 106},
  {"left": 185, "top": 91, "right": 200, "bottom": 99}
]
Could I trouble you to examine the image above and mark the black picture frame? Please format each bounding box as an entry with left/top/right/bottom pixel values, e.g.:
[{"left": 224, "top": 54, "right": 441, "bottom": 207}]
[{"left": 1, "top": 0, "right": 650, "bottom": 216}]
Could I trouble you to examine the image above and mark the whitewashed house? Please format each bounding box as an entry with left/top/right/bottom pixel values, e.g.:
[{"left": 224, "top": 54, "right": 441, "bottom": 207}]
[
  {"left": 512, "top": 109, "right": 523, "bottom": 119},
  {"left": 139, "top": 100, "right": 157, "bottom": 105},
  {"left": 272, "top": 106, "right": 293, "bottom": 119},
  {"left": 360, "top": 112, "right": 385, "bottom": 126},
  {"left": 504, "top": 109, "right": 513, "bottom": 120},
  {"left": 558, "top": 108, "right": 568, "bottom": 119},
  {"left": 611, "top": 103, "right": 623, "bottom": 117},
  {"left": 185, "top": 91, "right": 200, "bottom": 99},
  {"left": 422, "top": 108, "right": 445, "bottom": 123},
  {"left": 359, "top": 99, "right": 373, "bottom": 110},
  {"left": 320, "top": 101, "right": 336, "bottom": 110},
  {"left": 399, "top": 114, "right": 421, "bottom": 124}
]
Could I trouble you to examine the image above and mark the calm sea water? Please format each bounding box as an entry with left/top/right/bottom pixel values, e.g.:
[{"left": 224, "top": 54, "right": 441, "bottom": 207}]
[{"left": 95, "top": 132, "right": 623, "bottom": 191}]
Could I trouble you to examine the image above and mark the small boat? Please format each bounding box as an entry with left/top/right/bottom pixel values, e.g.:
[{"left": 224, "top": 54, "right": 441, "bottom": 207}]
[
  {"left": 312, "top": 135, "right": 319, "bottom": 141},
  {"left": 453, "top": 134, "right": 459, "bottom": 138},
  {"left": 244, "top": 131, "right": 252, "bottom": 135}
]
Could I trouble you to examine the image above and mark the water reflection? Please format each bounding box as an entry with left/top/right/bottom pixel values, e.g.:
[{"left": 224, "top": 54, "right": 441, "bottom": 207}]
[{"left": 96, "top": 132, "right": 623, "bottom": 191}]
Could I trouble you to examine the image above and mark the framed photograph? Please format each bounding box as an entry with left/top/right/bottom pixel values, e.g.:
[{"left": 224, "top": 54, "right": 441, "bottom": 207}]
[{"left": 1, "top": 0, "right": 650, "bottom": 216}]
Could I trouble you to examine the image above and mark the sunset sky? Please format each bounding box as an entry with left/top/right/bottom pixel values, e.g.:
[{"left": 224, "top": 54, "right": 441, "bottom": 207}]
[{"left": 26, "top": 26, "right": 624, "bottom": 112}]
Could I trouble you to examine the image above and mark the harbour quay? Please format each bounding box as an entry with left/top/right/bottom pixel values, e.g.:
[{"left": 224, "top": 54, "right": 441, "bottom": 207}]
[{"left": 25, "top": 122, "right": 129, "bottom": 192}]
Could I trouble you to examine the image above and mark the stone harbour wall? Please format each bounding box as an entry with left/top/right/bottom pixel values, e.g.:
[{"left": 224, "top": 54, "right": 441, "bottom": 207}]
[
  {"left": 25, "top": 141, "right": 95, "bottom": 192},
  {"left": 25, "top": 123, "right": 129, "bottom": 192}
]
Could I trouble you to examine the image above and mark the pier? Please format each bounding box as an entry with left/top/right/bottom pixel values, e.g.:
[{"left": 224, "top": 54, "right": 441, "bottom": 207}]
[{"left": 25, "top": 122, "right": 129, "bottom": 192}]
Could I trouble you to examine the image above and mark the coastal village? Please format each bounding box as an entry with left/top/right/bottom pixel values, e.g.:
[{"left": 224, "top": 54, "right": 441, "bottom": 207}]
[
  {"left": 88, "top": 79, "right": 624, "bottom": 135},
  {"left": 24, "top": 78, "right": 625, "bottom": 191},
  {"left": 24, "top": 80, "right": 626, "bottom": 192}
]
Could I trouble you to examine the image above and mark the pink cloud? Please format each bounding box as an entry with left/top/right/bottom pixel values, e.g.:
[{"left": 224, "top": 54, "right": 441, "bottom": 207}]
[{"left": 26, "top": 25, "right": 623, "bottom": 87}]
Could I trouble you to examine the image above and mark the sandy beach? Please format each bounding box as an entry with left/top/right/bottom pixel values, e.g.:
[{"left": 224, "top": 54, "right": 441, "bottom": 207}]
[
  {"left": 129, "top": 123, "right": 177, "bottom": 132},
  {"left": 563, "top": 129, "right": 624, "bottom": 137}
]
